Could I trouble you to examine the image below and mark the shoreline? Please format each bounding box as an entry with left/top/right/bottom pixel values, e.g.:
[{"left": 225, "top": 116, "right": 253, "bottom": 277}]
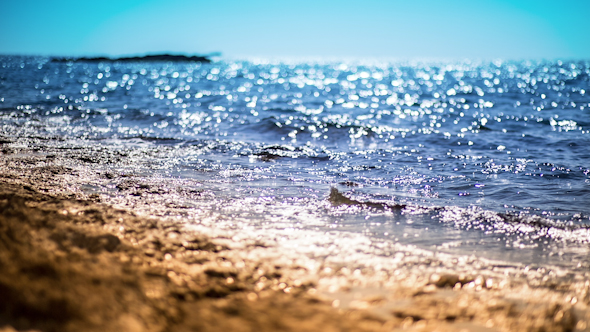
[
  {"left": 1, "top": 168, "right": 589, "bottom": 331},
  {"left": 0, "top": 180, "right": 381, "bottom": 332}
]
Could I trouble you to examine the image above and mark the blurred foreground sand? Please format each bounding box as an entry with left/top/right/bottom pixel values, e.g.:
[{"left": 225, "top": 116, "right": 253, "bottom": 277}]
[{"left": 1, "top": 174, "right": 589, "bottom": 332}]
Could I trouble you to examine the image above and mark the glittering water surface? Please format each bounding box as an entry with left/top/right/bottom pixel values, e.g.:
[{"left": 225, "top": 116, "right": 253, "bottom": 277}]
[{"left": 1, "top": 56, "right": 589, "bottom": 269}]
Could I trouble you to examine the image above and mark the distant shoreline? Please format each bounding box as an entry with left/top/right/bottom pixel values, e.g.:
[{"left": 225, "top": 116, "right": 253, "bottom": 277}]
[{"left": 51, "top": 54, "right": 211, "bottom": 63}]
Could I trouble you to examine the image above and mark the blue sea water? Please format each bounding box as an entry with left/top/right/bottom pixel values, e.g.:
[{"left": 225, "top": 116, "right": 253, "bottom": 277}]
[{"left": 1, "top": 56, "right": 589, "bottom": 269}]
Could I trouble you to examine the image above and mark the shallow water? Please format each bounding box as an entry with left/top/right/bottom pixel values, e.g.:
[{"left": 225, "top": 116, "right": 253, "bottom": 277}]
[{"left": 1, "top": 56, "right": 589, "bottom": 271}]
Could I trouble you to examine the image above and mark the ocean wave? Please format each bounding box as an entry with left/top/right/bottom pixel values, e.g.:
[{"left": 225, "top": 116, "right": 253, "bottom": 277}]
[{"left": 329, "top": 188, "right": 590, "bottom": 242}]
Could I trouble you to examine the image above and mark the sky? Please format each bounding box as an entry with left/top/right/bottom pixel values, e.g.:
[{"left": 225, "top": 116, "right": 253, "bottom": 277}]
[{"left": 1, "top": 0, "right": 588, "bottom": 60}]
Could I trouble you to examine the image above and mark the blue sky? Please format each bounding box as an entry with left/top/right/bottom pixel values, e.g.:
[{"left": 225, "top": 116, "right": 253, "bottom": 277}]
[{"left": 1, "top": 0, "right": 588, "bottom": 60}]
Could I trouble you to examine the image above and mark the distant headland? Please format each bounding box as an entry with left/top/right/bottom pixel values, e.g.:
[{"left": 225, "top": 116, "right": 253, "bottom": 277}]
[{"left": 51, "top": 54, "right": 212, "bottom": 63}]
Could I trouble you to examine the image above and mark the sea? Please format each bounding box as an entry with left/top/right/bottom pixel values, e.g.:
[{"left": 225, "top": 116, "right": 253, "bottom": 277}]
[{"left": 1, "top": 56, "right": 589, "bottom": 275}]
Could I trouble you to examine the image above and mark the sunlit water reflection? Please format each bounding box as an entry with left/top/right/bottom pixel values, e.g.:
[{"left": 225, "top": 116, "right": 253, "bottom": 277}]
[{"left": 1, "top": 56, "right": 589, "bottom": 273}]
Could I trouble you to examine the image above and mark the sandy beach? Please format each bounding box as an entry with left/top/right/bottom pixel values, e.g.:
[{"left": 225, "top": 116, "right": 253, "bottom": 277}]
[{"left": 1, "top": 150, "right": 589, "bottom": 332}]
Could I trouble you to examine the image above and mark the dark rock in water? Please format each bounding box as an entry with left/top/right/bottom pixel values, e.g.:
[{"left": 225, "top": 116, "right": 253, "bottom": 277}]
[
  {"left": 339, "top": 181, "right": 361, "bottom": 187},
  {"left": 328, "top": 187, "right": 406, "bottom": 210},
  {"left": 51, "top": 54, "right": 212, "bottom": 63},
  {"left": 254, "top": 151, "right": 282, "bottom": 161}
]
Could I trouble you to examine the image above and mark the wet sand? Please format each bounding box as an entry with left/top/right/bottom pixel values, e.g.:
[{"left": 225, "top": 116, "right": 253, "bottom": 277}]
[{"left": 1, "top": 158, "right": 590, "bottom": 331}]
